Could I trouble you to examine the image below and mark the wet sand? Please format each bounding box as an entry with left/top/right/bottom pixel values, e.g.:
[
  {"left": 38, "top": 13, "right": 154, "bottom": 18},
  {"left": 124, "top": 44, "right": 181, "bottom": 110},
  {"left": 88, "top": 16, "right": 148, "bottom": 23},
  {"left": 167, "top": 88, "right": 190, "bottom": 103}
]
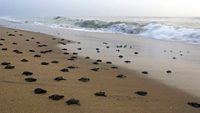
[
  {"left": 0, "top": 27, "right": 200, "bottom": 113},
  {"left": 57, "top": 29, "right": 200, "bottom": 98}
]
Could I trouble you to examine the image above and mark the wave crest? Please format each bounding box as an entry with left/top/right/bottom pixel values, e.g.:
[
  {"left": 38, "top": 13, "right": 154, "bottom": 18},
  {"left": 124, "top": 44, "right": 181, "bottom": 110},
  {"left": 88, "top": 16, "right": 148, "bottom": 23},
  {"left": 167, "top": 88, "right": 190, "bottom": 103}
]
[{"left": 1, "top": 16, "right": 200, "bottom": 44}]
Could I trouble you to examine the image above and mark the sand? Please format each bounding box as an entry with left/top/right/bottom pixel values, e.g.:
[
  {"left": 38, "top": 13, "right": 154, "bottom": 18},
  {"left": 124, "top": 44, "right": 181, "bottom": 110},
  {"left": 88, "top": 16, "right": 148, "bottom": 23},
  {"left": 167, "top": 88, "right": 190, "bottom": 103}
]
[
  {"left": 56, "top": 29, "right": 200, "bottom": 98},
  {"left": 0, "top": 27, "right": 200, "bottom": 113}
]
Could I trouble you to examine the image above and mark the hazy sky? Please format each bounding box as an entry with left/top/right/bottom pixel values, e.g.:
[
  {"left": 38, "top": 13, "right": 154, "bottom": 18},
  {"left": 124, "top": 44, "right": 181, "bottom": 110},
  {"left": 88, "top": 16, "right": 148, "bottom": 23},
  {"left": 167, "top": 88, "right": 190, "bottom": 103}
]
[{"left": 0, "top": 0, "right": 200, "bottom": 17}]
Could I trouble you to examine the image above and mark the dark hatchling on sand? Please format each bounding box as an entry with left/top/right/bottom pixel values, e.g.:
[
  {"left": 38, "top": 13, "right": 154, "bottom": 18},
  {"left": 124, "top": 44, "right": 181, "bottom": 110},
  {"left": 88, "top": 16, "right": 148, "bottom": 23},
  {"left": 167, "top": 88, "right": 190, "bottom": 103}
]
[
  {"left": 1, "top": 62, "right": 11, "bottom": 66},
  {"left": 116, "top": 74, "right": 126, "bottom": 78},
  {"left": 34, "top": 88, "right": 47, "bottom": 94},
  {"left": 135, "top": 91, "right": 148, "bottom": 96},
  {"left": 4, "top": 65, "right": 15, "bottom": 69},
  {"left": 54, "top": 76, "right": 66, "bottom": 81},
  {"left": 22, "top": 71, "right": 33, "bottom": 76},
  {"left": 187, "top": 102, "right": 200, "bottom": 108},
  {"left": 21, "top": 59, "right": 28, "bottom": 62},
  {"left": 25, "top": 77, "right": 37, "bottom": 82},
  {"left": 60, "top": 68, "right": 69, "bottom": 72},
  {"left": 49, "top": 94, "right": 64, "bottom": 101},
  {"left": 78, "top": 77, "right": 90, "bottom": 82},
  {"left": 95, "top": 91, "right": 107, "bottom": 97},
  {"left": 66, "top": 98, "right": 80, "bottom": 105}
]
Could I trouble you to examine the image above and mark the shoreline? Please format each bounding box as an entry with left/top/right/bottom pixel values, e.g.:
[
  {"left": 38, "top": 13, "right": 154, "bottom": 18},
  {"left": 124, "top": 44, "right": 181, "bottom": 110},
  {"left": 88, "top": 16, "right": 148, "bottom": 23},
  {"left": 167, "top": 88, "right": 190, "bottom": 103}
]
[
  {"left": 57, "top": 28, "right": 200, "bottom": 98},
  {"left": 0, "top": 27, "right": 200, "bottom": 113},
  {"left": 1, "top": 23, "right": 200, "bottom": 97}
]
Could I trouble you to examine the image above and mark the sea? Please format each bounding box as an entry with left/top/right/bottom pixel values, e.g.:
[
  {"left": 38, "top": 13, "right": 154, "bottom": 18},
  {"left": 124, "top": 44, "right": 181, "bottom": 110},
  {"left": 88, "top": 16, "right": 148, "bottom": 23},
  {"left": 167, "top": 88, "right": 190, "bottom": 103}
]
[{"left": 1, "top": 16, "right": 200, "bottom": 44}]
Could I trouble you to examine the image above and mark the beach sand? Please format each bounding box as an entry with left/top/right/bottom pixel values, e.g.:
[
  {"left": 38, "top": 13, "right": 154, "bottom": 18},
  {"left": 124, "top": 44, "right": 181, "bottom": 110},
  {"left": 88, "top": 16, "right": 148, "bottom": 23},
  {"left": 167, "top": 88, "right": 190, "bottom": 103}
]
[
  {"left": 57, "top": 29, "right": 200, "bottom": 98},
  {"left": 0, "top": 27, "right": 200, "bottom": 113}
]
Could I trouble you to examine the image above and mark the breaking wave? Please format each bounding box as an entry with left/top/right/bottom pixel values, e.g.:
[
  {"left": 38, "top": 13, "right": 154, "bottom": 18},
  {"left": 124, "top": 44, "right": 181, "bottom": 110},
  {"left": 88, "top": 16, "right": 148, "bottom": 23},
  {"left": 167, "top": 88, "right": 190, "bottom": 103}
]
[
  {"left": 75, "top": 19, "right": 200, "bottom": 43},
  {"left": 1, "top": 16, "right": 200, "bottom": 44}
]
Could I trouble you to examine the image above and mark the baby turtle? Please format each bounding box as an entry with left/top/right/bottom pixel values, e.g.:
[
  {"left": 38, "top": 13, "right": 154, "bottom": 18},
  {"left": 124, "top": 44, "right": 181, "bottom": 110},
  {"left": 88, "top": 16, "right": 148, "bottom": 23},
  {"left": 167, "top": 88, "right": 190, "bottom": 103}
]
[
  {"left": 172, "top": 57, "right": 176, "bottom": 59},
  {"left": 166, "top": 70, "right": 172, "bottom": 74},
  {"left": 78, "top": 77, "right": 90, "bottom": 82},
  {"left": 21, "top": 59, "right": 28, "bottom": 62},
  {"left": 8, "top": 34, "right": 15, "bottom": 36},
  {"left": 12, "top": 42, "right": 17, "bottom": 45},
  {"left": 60, "top": 68, "right": 69, "bottom": 72},
  {"left": 13, "top": 50, "right": 22, "bottom": 54},
  {"left": 68, "top": 58, "right": 74, "bottom": 61},
  {"left": 142, "top": 71, "right": 148, "bottom": 74},
  {"left": 22, "top": 71, "right": 33, "bottom": 76},
  {"left": 66, "top": 98, "right": 80, "bottom": 105},
  {"left": 25, "top": 77, "right": 37, "bottom": 82},
  {"left": 93, "top": 62, "right": 99, "bottom": 65},
  {"left": 4, "top": 65, "right": 15, "bottom": 69},
  {"left": 34, "top": 54, "right": 41, "bottom": 58},
  {"left": 2, "top": 48, "right": 7, "bottom": 51},
  {"left": 95, "top": 91, "right": 107, "bottom": 97},
  {"left": 118, "top": 55, "right": 123, "bottom": 58},
  {"left": 134, "top": 52, "right": 139, "bottom": 55},
  {"left": 116, "top": 74, "right": 126, "bottom": 78},
  {"left": 116, "top": 49, "right": 120, "bottom": 52},
  {"left": 111, "top": 66, "right": 118, "bottom": 69},
  {"left": 58, "top": 42, "right": 66, "bottom": 45},
  {"left": 46, "top": 50, "right": 52, "bottom": 52},
  {"left": 41, "top": 62, "right": 49, "bottom": 65},
  {"left": 63, "top": 52, "right": 69, "bottom": 55},
  {"left": 38, "top": 45, "right": 43, "bottom": 47},
  {"left": 135, "top": 91, "right": 148, "bottom": 96},
  {"left": 85, "top": 56, "right": 90, "bottom": 59},
  {"left": 36, "top": 42, "right": 40, "bottom": 44},
  {"left": 49, "top": 94, "right": 64, "bottom": 101},
  {"left": 188, "top": 102, "right": 200, "bottom": 108},
  {"left": 72, "top": 52, "right": 78, "bottom": 55},
  {"left": 0, "top": 38, "right": 5, "bottom": 41},
  {"left": 40, "top": 51, "right": 46, "bottom": 54},
  {"left": 54, "top": 76, "right": 66, "bottom": 81},
  {"left": 68, "top": 66, "right": 77, "bottom": 69},
  {"left": 62, "top": 48, "right": 67, "bottom": 50},
  {"left": 34, "top": 88, "right": 47, "bottom": 94},
  {"left": 1, "top": 62, "right": 11, "bottom": 66},
  {"left": 96, "top": 59, "right": 102, "bottom": 62},
  {"left": 106, "top": 61, "right": 112, "bottom": 64},
  {"left": 103, "top": 42, "right": 108, "bottom": 45},
  {"left": 71, "top": 56, "right": 77, "bottom": 59},
  {"left": 91, "top": 68, "right": 99, "bottom": 72},
  {"left": 51, "top": 60, "right": 59, "bottom": 64},
  {"left": 124, "top": 60, "right": 131, "bottom": 63},
  {"left": 29, "top": 50, "right": 35, "bottom": 52}
]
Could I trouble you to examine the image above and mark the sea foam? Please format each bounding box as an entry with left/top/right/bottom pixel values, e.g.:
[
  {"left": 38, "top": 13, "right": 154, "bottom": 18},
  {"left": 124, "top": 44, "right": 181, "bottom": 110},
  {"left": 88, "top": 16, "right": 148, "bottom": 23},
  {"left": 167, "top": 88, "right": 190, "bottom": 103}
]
[{"left": 1, "top": 16, "right": 200, "bottom": 44}]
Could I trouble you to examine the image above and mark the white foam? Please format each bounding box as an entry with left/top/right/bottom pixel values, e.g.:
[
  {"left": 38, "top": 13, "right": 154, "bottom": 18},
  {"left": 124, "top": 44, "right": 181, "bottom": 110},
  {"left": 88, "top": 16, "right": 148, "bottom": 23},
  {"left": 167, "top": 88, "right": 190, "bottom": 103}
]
[
  {"left": 0, "top": 16, "right": 23, "bottom": 23},
  {"left": 1, "top": 16, "right": 200, "bottom": 44},
  {"left": 139, "top": 23, "right": 200, "bottom": 43}
]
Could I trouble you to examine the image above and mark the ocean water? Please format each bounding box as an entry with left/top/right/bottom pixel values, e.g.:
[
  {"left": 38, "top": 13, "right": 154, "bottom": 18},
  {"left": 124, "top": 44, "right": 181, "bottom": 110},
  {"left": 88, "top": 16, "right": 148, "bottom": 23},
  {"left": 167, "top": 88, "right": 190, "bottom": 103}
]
[{"left": 1, "top": 16, "right": 200, "bottom": 44}]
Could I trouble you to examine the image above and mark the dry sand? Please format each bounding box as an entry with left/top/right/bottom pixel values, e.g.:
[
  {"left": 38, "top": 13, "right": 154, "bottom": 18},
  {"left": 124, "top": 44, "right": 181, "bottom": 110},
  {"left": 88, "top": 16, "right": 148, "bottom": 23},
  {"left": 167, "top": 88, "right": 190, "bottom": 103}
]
[{"left": 0, "top": 27, "right": 200, "bottom": 113}]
